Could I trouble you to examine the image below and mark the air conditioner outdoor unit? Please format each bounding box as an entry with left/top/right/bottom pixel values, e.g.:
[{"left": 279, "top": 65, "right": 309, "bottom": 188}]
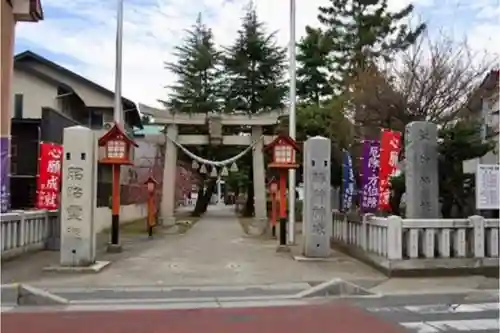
[{"left": 103, "top": 121, "right": 114, "bottom": 130}]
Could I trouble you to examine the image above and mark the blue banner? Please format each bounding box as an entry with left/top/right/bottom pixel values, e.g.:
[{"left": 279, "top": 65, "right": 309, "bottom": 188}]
[{"left": 342, "top": 149, "right": 354, "bottom": 212}]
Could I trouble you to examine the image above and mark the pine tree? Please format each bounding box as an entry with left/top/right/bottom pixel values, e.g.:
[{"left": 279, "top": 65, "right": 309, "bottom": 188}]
[
  {"left": 162, "top": 14, "right": 223, "bottom": 216},
  {"left": 222, "top": 6, "right": 287, "bottom": 216},
  {"left": 317, "top": 0, "right": 426, "bottom": 91},
  {"left": 222, "top": 7, "right": 287, "bottom": 114},
  {"left": 164, "top": 14, "right": 221, "bottom": 114},
  {"left": 296, "top": 26, "right": 335, "bottom": 105}
]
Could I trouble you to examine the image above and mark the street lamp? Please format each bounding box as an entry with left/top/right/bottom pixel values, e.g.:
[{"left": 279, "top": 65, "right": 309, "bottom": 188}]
[
  {"left": 265, "top": 133, "right": 300, "bottom": 251},
  {"left": 144, "top": 175, "right": 159, "bottom": 237},
  {"left": 98, "top": 123, "right": 137, "bottom": 252}
]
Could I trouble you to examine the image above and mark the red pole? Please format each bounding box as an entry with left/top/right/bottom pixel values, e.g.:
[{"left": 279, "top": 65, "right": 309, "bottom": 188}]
[
  {"left": 111, "top": 164, "right": 121, "bottom": 246},
  {"left": 278, "top": 169, "right": 287, "bottom": 245},
  {"left": 147, "top": 190, "right": 154, "bottom": 237},
  {"left": 271, "top": 192, "right": 277, "bottom": 226},
  {"left": 271, "top": 191, "right": 277, "bottom": 237}
]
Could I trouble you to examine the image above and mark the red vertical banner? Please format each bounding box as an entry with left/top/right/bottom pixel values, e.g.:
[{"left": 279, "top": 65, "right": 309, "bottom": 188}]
[
  {"left": 378, "top": 129, "right": 401, "bottom": 211},
  {"left": 36, "top": 142, "right": 63, "bottom": 210}
]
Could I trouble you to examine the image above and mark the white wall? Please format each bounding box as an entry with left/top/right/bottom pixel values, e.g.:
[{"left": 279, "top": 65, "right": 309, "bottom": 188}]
[
  {"left": 12, "top": 68, "right": 58, "bottom": 119},
  {"left": 93, "top": 203, "right": 148, "bottom": 233}
]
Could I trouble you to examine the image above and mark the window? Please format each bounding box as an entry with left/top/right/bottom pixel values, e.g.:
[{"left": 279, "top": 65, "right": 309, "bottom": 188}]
[
  {"left": 89, "top": 109, "right": 103, "bottom": 128},
  {"left": 14, "top": 94, "right": 23, "bottom": 118}
]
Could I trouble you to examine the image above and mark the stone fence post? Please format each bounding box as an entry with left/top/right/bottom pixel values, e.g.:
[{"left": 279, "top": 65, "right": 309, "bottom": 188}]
[
  {"left": 361, "top": 213, "right": 374, "bottom": 250},
  {"left": 469, "top": 215, "right": 485, "bottom": 258},
  {"left": 386, "top": 215, "right": 403, "bottom": 260}
]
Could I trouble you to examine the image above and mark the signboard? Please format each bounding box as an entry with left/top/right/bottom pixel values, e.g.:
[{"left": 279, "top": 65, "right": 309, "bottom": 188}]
[
  {"left": 378, "top": 129, "right": 401, "bottom": 210},
  {"left": 0, "top": 138, "right": 9, "bottom": 213},
  {"left": 36, "top": 142, "right": 63, "bottom": 210},
  {"left": 361, "top": 140, "right": 380, "bottom": 212},
  {"left": 476, "top": 164, "right": 499, "bottom": 210}
]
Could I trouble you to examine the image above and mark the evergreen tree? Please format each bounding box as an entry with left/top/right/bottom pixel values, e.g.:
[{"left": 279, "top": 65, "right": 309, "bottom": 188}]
[
  {"left": 296, "top": 26, "right": 334, "bottom": 105},
  {"left": 222, "top": 7, "right": 287, "bottom": 114},
  {"left": 317, "top": 0, "right": 426, "bottom": 91},
  {"left": 162, "top": 14, "right": 222, "bottom": 216},
  {"left": 222, "top": 6, "right": 287, "bottom": 216},
  {"left": 163, "top": 14, "right": 221, "bottom": 113}
]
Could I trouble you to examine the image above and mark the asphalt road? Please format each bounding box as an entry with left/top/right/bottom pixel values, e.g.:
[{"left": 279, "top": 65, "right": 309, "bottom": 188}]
[
  {"left": 349, "top": 291, "right": 500, "bottom": 333},
  {"left": 1, "top": 289, "right": 498, "bottom": 333}
]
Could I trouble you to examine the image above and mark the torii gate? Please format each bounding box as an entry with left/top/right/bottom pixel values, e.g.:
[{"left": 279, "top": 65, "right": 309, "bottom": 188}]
[{"left": 139, "top": 104, "right": 285, "bottom": 225}]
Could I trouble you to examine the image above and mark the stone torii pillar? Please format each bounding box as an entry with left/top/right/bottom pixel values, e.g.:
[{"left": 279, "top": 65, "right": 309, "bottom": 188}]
[
  {"left": 161, "top": 124, "right": 178, "bottom": 226},
  {"left": 252, "top": 126, "right": 267, "bottom": 224}
]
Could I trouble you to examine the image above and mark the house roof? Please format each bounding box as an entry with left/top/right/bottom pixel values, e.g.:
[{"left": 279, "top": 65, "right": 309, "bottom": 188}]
[
  {"left": 14, "top": 51, "right": 143, "bottom": 129},
  {"left": 264, "top": 133, "right": 301, "bottom": 152},
  {"left": 464, "top": 69, "right": 500, "bottom": 115},
  {"left": 14, "top": 63, "right": 86, "bottom": 104},
  {"left": 133, "top": 124, "right": 164, "bottom": 137},
  {"left": 98, "top": 123, "right": 138, "bottom": 147}
]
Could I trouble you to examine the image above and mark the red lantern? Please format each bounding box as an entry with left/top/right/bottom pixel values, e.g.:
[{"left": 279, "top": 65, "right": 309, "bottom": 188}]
[
  {"left": 270, "top": 181, "right": 278, "bottom": 194},
  {"left": 266, "top": 134, "right": 300, "bottom": 169},
  {"left": 264, "top": 134, "right": 300, "bottom": 246},
  {"left": 98, "top": 122, "right": 138, "bottom": 250},
  {"left": 144, "top": 175, "right": 159, "bottom": 237},
  {"left": 98, "top": 123, "right": 138, "bottom": 165},
  {"left": 144, "top": 175, "right": 159, "bottom": 194}
]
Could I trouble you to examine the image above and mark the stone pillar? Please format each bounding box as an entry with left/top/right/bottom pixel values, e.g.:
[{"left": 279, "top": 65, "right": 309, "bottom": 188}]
[
  {"left": 302, "top": 136, "right": 332, "bottom": 257},
  {"left": 251, "top": 126, "right": 267, "bottom": 223},
  {"left": 405, "top": 121, "right": 439, "bottom": 218},
  {"left": 60, "top": 126, "right": 96, "bottom": 266},
  {"left": 161, "top": 124, "right": 178, "bottom": 226}
]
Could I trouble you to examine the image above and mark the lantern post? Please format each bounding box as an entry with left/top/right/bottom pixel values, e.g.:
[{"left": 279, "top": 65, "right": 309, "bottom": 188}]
[
  {"left": 265, "top": 134, "right": 300, "bottom": 250},
  {"left": 98, "top": 123, "right": 138, "bottom": 252},
  {"left": 144, "top": 175, "right": 159, "bottom": 237}
]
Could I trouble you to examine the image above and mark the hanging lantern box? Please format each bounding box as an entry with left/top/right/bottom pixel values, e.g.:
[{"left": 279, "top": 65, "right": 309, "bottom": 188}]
[
  {"left": 265, "top": 133, "right": 300, "bottom": 170},
  {"left": 98, "top": 123, "right": 138, "bottom": 165}
]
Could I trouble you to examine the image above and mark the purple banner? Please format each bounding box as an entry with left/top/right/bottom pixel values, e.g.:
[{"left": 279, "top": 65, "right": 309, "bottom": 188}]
[
  {"left": 361, "top": 140, "right": 380, "bottom": 212},
  {"left": 0, "top": 137, "right": 10, "bottom": 213}
]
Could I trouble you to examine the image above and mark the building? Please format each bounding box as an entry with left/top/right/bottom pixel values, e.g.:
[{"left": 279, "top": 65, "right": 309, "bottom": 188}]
[
  {"left": 0, "top": 0, "right": 43, "bottom": 212},
  {"left": 10, "top": 51, "right": 143, "bottom": 208},
  {"left": 463, "top": 69, "right": 499, "bottom": 172}
]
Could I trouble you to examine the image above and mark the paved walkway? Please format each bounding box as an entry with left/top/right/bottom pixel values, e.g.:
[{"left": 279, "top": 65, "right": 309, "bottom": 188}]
[{"left": 2, "top": 205, "right": 384, "bottom": 287}]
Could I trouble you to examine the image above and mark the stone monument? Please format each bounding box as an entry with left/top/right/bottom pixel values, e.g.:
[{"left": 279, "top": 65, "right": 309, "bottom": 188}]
[
  {"left": 42, "top": 126, "right": 108, "bottom": 273},
  {"left": 60, "top": 126, "right": 97, "bottom": 266},
  {"left": 302, "top": 136, "right": 332, "bottom": 257},
  {"left": 405, "top": 121, "right": 440, "bottom": 218}
]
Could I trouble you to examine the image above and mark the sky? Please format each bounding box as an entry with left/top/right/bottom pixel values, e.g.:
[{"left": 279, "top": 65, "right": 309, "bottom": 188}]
[{"left": 14, "top": 0, "right": 500, "bottom": 108}]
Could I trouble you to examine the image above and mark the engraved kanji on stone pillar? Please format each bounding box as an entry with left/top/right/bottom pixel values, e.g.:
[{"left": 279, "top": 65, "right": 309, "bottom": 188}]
[
  {"left": 60, "top": 126, "right": 97, "bottom": 266},
  {"left": 303, "top": 136, "right": 332, "bottom": 257},
  {"left": 405, "top": 121, "right": 439, "bottom": 218}
]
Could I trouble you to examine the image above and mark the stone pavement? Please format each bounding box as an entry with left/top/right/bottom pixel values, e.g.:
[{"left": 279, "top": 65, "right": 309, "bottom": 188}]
[
  {"left": 1, "top": 205, "right": 384, "bottom": 287},
  {"left": 1, "top": 205, "right": 497, "bottom": 295}
]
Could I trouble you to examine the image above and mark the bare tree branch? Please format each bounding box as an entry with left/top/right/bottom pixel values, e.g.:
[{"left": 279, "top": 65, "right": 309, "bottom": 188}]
[{"left": 350, "top": 30, "right": 497, "bottom": 132}]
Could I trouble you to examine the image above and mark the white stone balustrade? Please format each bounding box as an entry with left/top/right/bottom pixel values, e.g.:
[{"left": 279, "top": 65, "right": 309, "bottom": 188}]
[
  {"left": 1, "top": 210, "right": 60, "bottom": 260},
  {"left": 332, "top": 211, "right": 500, "bottom": 273}
]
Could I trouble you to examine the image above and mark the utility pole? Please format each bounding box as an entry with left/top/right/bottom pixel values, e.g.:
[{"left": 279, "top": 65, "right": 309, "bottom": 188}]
[{"left": 288, "top": 0, "right": 297, "bottom": 245}]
